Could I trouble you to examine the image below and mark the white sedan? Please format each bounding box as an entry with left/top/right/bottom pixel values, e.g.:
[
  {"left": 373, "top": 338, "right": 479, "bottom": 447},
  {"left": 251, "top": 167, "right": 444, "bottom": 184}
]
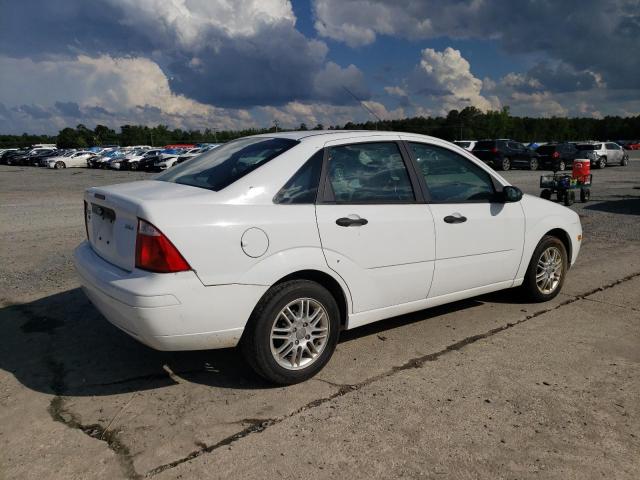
[
  {"left": 47, "top": 151, "right": 94, "bottom": 168},
  {"left": 74, "top": 131, "right": 582, "bottom": 384}
]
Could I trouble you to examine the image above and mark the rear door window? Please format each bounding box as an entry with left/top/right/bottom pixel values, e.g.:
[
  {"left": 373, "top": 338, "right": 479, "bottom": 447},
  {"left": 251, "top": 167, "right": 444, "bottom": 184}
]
[
  {"left": 409, "top": 143, "right": 496, "bottom": 203},
  {"left": 274, "top": 150, "right": 323, "bottom": 204},
  {"left": 325, "top": 142, "right": 415, "bottom": 203}
]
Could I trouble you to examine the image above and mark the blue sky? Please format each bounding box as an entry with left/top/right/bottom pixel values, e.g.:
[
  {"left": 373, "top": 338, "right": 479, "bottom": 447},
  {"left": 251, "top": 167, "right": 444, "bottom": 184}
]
[{"left": 0, "top": 0, "right": 638, "bottom": 134}]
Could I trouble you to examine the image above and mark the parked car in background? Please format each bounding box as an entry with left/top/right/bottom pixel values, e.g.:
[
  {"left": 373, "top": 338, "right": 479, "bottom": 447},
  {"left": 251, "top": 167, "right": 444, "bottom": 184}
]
[
  {"left": 39, "top": 149, "right": 73, "bottom": 166},
  {"left": 88, "top": 150, "right": 125, "bottom": 169},
  {"left": 15, "top": 148, "right": 58, "bottom": 166},
  {"left": 624, "top": 141, "right": 640, "bottom": 150},
  {"left": 46, "top": 151, "right": 94, "bottom": 169},
  {"left": 121, "top": 149, "right": 162, "bottom": 170},
  {"left": 0, "top": 148, "right": 18, "bottom": 163},
  {"left": 137, "top": 151, "right": 165, "bottom": 171},
  {"left": 472, "top": 139, "right": 540, "bottom": 170},
  {"left": 534, "top": 143, "right": 581, "bottom": 171},
  {"left": 2, "top": 149, "right": 28, "bottom": 165},
  {"left": 74, "top": 131, "right": 582, "bottom": 384},
  {"left": 453, "top": 140, "right": 476, "bottom": 151},
  {"left": 575, "top": 142, "right": 628, "bottom": 168}
]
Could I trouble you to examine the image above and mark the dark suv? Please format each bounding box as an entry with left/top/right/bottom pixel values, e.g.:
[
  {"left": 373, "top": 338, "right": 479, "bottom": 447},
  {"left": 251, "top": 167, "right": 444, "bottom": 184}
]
[
  {"left": 472, "top": 140, "right": 540, "bottom": 171},
  {"left": 534, "top": 143, "right": 579, "bottom": 171}
]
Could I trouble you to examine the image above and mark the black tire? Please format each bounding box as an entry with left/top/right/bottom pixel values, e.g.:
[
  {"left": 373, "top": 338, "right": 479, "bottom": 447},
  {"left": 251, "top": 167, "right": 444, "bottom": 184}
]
[
  {"left": 540, "top": 189, "right": 552, "bottom": 200},
  {"left": 597, "top": 157, "right": 607, "bottom": 169},
  {"left": 621, "top": 156, "right": 628, "bottom": 166},
  {"left": 557, "top": 160, "right": 566, "bottom": 171},
  {"left": 130, "top": 161, "right": 139, "bottom": 171},
  {"left": 580, "top": 188, "right": 590, "bottom": 203},
  {"left": 529, "top": 158, "right": 539, "bottom": 171},
  {"left": 521, "top": 235, "right": 568, "bottom": 302},
  {"left": 556, "top": 190, "right": 564, "bottom": 202},
  {"left": 563, "top": 189, "right": 575, "bottom": 206},
  {"left": 241, "top": 280, "right": 340, "bottom": 385},
  {"left": 497, "top": 157, "right": 510, "bottom": 171},
  {"left": 55, "top": 161, "right": 65, "bottom": 169}
]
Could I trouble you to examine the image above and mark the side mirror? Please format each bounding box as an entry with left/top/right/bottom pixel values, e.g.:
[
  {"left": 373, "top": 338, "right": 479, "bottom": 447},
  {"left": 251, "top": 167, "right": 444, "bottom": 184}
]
[{"left": 502, "top": 185, "right": 523, "bottom": 203}]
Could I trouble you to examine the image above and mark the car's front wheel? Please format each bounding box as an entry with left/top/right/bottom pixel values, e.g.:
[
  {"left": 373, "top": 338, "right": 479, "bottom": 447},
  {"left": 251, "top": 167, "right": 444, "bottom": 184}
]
[
  {"left": 521, "top": 235, "right": 568, "bottom": 302},
  {"left": 55, "top": 161, "right": 66, "bottom": 169},
  {"left": 597, "top": 157, "right": 607, "bottom": 169},
  {"left": 529, "top": 158, "right": 539, "bottom": 170},
  {"left": 241, "top": 280, "right": 340, "bottom": 385}
]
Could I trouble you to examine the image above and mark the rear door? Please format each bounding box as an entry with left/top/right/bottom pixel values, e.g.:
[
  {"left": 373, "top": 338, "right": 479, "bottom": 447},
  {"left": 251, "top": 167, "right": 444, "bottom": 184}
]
[
  {"left": 403, "top": 140, "right": 525, "bottom": 298},
  {"left": 315, "top": 138, "right": 436, "bottom": 313}
]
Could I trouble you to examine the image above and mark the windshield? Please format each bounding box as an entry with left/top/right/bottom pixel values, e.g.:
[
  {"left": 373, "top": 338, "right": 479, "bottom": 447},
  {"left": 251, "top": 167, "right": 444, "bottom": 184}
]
[{"left": 157, "top": 137, "right": 299, "bottom": 191}]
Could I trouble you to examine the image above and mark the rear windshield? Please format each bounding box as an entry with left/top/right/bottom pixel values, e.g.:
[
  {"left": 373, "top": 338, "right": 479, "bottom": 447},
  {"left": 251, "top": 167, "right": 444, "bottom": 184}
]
[
  {"left": 157, "top": 137, "right": 299, "bottom": 191},
  {"left": 536, "top": 145, "right": 557, "bottom": 154},
  {"left": 576, "top": 144, "right": 598, "bottom": 150},
  {"left": 473, "top": 140, "right": 495, "bottom": 150}
]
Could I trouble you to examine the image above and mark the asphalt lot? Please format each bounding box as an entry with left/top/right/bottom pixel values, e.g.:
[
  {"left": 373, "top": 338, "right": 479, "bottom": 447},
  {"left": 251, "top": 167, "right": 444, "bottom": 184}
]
[{"left": 1, "top": 153, "right": 639, "bottom": 479}]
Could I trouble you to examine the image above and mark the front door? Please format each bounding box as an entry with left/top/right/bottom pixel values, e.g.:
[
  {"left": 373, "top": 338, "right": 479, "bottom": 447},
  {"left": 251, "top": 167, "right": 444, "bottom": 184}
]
[
  {"left": 403, "top": 140, "right": 525, "bottom": 298},
  {"left": 315, "top": 139, "right": 436, "bottom": 313}
]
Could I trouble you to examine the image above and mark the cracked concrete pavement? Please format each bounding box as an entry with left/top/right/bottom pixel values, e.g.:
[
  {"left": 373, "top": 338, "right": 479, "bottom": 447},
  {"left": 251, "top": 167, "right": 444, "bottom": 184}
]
[{"left": 1, "top": 154, "right": 639, "bottom": 479}]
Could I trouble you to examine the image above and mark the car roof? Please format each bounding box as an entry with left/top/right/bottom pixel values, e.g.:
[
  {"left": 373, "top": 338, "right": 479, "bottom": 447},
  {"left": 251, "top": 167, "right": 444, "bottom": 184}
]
[{"left": 249, "top": 129, "right": 452, "bottom": 144}]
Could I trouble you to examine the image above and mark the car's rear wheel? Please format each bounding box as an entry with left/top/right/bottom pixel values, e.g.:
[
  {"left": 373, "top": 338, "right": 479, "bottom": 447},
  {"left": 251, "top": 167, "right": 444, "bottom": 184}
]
[
  {"left": 498, "top": 157, "right": 511, "bottom": 171},
  {"left": 521, "top": 235, "right": 568, "bottom": 302},
  {"left": 130, "top": 161, "right": 138, "bottom": 170},
  {"left": 55, "top": 161, "right": 66, "bottom": 169},
  {"left": 241, "top": 280, "right": 340, "bottom": 385},
  {"left": 529, "top": 158, "right": 539, "bottom": 170},
  {"left": 597, "top": 157, "right": 607, "bottom": 169}
]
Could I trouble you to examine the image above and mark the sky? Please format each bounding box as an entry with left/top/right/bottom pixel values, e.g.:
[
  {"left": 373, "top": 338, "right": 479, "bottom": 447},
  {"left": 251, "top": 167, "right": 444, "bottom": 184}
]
[{"left": 0, "top": 0, "right": 639, "bottom": 134}]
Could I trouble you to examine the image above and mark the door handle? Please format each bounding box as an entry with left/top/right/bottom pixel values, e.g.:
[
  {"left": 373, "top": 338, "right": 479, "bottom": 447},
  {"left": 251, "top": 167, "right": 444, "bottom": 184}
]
[
  {"left": 336, "top": 216, "right": 368, "bottom": 227},
  {"left": 443, "top": 214, "right": 467, "bottom": 224}
]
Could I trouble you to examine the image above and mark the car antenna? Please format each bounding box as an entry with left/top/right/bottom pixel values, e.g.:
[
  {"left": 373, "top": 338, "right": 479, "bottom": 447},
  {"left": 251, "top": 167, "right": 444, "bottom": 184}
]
[{"left": 343, "top": 86, "right": 381, "bottom": 130}]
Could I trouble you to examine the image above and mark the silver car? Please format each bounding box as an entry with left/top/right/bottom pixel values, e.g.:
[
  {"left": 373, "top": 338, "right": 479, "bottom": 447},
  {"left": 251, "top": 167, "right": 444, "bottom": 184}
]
[{"left": 576, "top": 142, "right": 628, "bottom": 168}]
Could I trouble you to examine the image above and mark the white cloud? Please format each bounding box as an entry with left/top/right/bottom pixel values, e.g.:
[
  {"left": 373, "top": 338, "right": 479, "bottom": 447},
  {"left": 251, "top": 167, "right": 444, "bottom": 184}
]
[
  {"left": 409, "top": 48, "right": 500, "bottom": 113},
  {"left": 313, "top": 0, "right": 482, "bottom": 47},
  {"left": 0, "top": 55, "right": 256, "bottom": 133},
  {"left": 109, "top": 0, "right": 296, "bottom": 48},
  {"left": 384, "top": 86, "right": 408, "bottom": 97},
  {"left": 259, "top": 100, "right": 405, "bottom": 128}
]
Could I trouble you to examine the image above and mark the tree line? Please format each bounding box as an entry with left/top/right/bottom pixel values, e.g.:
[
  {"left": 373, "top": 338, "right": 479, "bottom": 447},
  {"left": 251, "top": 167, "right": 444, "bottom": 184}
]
[{"left": 1, "top": 107, "right": 638, "bottom": 149}]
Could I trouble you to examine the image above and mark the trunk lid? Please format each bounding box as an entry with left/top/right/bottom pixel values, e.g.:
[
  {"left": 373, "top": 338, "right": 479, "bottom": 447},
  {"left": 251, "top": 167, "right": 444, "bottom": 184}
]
[{"left": 84, "top": 180, "right": 213, "bottom": 271}]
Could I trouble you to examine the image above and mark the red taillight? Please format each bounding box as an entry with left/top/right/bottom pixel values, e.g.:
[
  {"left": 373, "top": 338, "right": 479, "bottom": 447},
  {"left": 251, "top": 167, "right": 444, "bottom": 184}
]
[
  {"left": 552, "top": 151, "right": 560, "bottom": 159},
  {"left": 135, "top": 219, "right": 190, "bottom": 273},
  {"left": 491, "top": 147, "right": 498, "bottom": 154}
]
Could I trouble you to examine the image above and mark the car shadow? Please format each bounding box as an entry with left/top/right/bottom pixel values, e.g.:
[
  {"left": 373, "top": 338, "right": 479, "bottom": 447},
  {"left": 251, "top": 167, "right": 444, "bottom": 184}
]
[
  {"left": 584, "top": 196, "right": 640, "bottom": 215},
  {"left": 0, "top": 286, "right": 529, "bottom": 396}
]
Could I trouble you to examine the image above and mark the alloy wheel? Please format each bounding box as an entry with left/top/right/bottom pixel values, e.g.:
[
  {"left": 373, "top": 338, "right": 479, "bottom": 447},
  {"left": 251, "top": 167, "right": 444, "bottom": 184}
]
[
  {"left": 535, "top": 246, "right": 563, "bottom": 294},
  {"left": 269, "top": 298, "right": 329, "bottom": 370}
]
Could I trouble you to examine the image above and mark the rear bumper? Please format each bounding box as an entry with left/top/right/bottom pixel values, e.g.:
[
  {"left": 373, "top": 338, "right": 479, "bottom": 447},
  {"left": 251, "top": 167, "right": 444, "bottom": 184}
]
[{"left": 73, "top": 241, "right": 268, "bottom": 351}]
